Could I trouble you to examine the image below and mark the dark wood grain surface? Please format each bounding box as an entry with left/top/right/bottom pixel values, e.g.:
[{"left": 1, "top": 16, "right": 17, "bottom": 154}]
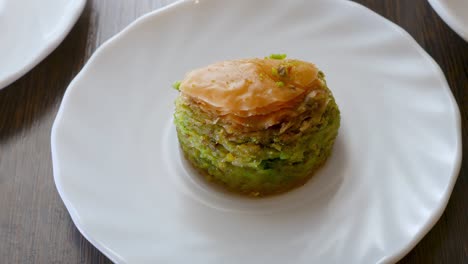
[{"left": 0, "top": 0, "right": 466, "bottom": 263}]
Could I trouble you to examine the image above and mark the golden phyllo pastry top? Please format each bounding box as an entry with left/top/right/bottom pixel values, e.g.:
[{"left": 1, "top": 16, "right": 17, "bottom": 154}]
[{"left": 177, "top": 55, "right": 329, "bottom": 131}]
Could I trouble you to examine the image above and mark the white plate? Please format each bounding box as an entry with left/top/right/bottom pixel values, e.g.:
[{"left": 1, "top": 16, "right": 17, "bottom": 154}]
[
  {"left": 0, "top": 0, "right": 86, "bottom": 89},
  {"left": 428, "top": 0, "right": 468, "bottom": 41},
  {"left": 51, "top": 0, "right": 462, "bottom": 263}
]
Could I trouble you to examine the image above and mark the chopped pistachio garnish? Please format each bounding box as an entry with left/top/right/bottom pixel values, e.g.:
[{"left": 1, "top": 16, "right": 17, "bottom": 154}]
[
  {"left": 225, "top": 153, "right": 235, "bottom": 162},
  {"left": 271, "top": 67, "right": 278, "bottom": 77},
  {"left": 172, "top": 80, "right": 181, "bottom": 90},
  {"left": 276, "top": 81, "right": 284, "bottom": 87},
  {"left": 269, "top": 53, "right": 287, "bottom": 60}
]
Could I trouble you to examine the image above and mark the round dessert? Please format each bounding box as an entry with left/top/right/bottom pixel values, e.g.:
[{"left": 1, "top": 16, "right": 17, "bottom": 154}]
[{"left": 173, "top": 55, "right": 340, "bottom": 196}]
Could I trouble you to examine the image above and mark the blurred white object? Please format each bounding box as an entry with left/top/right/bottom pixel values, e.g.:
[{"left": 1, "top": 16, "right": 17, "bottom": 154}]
[
  {"left": 0, "top": 0, "right": 86, "bottom": 89},
  {"left": 428, "top": 0, "right": 468, "bottom": 41}
]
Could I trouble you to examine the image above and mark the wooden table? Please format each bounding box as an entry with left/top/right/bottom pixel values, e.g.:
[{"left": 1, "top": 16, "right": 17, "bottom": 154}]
[{"left": 0, "top": 0, "right": 466, "bottom": 263}]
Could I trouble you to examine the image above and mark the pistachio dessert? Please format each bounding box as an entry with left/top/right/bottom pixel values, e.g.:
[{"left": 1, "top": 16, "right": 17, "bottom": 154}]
[{"left": 173, "top": 54, "right": 340, "bottom": 196}]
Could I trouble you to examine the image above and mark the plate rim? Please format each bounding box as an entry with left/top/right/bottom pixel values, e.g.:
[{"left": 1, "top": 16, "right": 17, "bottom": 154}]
[
  {"left": 51, "top": 0, "right": 463, "bottom": 263},
  {"left": 428, "top": 0, "right": 468, "bottom": 42},
  {"left": 0, "top": 0, "right": 87, "bottom": 90}
]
